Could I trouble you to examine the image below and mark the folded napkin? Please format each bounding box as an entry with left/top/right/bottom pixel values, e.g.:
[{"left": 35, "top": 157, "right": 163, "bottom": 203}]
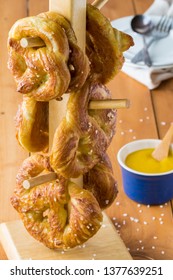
[{"left": 122, "top": 0, "right": 173, "bottom": 89}]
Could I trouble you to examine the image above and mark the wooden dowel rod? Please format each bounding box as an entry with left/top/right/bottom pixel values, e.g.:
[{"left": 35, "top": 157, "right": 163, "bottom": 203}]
[
  {"left": 92, "top": 0, "right": 109, "bottom": 9},
  {"left": 20, "top": 37, "right": 45, "bottom": 48},
  {"left": 23, "top": 172, "right": 57, "bottom": 189},
  {"left": 89, "top": 99, "right": 130, "bottom": 110},
  {"left": 20, "top": 0, "right": 109, "bottom": 49}
]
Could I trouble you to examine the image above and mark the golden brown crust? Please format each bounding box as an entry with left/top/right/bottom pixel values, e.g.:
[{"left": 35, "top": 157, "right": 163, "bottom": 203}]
[
  {"left": 38, "top": 11, "right": 90, "bottom": 92},
  {"left": 8, "top": 15, "right": 70, "bottom": 101},
  {"left": 83, "top": 154, "right": 118, "bottom": 209},
  {"left": 50, "top": 81, "right": 116, "bottom": 178},
  {"left": 86, "top": 4, "right": 134, "bottom": 83},
  {"left": 11, "top": 154, "right": 103, "bottom": 249},
  {"left": 7, "top": 12, "right": 89, "bottom": 101},
  {"left": 15, "top": 96, "right": 49, "bottom": 152}
]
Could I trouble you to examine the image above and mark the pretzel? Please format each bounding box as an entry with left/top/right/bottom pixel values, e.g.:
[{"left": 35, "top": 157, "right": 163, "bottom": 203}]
[
  {"left": 86, "top": 4, "right": 134, "bottom": 83},
  {"left": 50, "top": 81, "right": 116, "bottom": 178},
  {"left": 84, "top": 153, "right": 118, "bottom": 209},
  {"left": 15, "top": 96, "right": 49, "bottom": 152},
  {"left": 38, "top": 11, "right": 90, "bottom": 92},
  {"left": 7, "top": 13, "right": 89, "bottom": 101},
  {"left": 11, "top": 154, "right": 103, "bottom": 249}
]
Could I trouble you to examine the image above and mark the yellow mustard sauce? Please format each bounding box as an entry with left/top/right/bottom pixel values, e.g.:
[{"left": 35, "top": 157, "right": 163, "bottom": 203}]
[{"left": 125, "top": 148, "right": 173, "bottom": 174}]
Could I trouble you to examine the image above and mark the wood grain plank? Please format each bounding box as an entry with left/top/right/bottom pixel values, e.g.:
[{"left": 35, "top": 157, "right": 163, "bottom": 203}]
[
  {"left": 0, "top": 0, "right": 28, "bottom": 224},
  {"left": 104, "top": 0, "right": 173, "bottom": 260},
  {"left": 0, "top": 213, "right": 132, "bottom": 260},
  {"left": 133, "top": 0, "right": 153, "bottom": 14}
]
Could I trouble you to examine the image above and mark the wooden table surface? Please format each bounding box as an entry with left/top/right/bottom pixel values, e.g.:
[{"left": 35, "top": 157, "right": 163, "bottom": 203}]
[{"left": 1, "top": 0, "right": 173, "bottom": 260}]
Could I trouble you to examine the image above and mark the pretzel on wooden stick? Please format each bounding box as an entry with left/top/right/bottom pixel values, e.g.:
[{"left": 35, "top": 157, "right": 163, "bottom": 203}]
[{"left": 19, "top": 0, "right": 108, "bottom": 49}]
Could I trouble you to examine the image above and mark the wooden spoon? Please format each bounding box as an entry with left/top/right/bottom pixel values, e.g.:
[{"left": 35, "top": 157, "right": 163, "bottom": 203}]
[{"left": 152, "top": 123, "right": 173, "bottom": 161}]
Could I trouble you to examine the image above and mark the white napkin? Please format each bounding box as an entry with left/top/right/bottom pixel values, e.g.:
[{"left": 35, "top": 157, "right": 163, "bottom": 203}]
[{"left": 122, "top": 0, "right": 173, "bottom": 89}]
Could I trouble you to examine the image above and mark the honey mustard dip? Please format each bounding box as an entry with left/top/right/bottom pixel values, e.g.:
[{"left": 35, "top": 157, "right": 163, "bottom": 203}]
[{"left": 125, "top": 148, "right": 173, "bottom": 174}]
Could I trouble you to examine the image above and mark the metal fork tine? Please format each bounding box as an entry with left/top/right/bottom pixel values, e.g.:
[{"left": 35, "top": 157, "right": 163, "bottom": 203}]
[
  {"left": 155, "top": 16, "right": 166, "bottom": 30},
  {"left": 155, "top": 16, "right": 172, "bottom": 32}
]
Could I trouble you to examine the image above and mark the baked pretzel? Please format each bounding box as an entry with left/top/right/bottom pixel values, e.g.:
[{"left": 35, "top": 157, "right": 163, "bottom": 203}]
[
  {"left": 84, "top": 153, "right": 118, "bottom": 209},
  {"left": 7, "top": 13, "right": 89, "bottom": 101},
  {"left": 11, "top": 154, "right": 103, "bottom": 249},
  {"left": 86, "top": 4, "right": 134, "bottom": 83},
  {"left": 50, "top": 81, "right": 116, "bottom": 178},
  {"left": 15, "top": 96, "right": 48, "bottom": 152},
  {"left": 38, "top": 11, "right": 90, "bottom": 92}
]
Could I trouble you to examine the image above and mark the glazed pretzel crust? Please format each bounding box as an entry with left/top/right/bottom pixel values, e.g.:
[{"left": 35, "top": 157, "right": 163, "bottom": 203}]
[
  {"left": 50, "top": 81, "right": 116, "bottom": 178},
  {"left": 86, "top": 4, "right": 134, "bottom": 84},
  {"left": 15, "top": 96, "right": 49, "bottom": 152},
  {"left": 11, "top": 154, "right": 103, "bottom": 249},
  {"left": 7, "top": 12, "right": 89, "bottom": 101}
]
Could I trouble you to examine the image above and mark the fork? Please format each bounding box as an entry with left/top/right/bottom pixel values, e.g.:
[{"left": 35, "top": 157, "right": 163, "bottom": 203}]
[{"left": 131, "top": 16, "right": 173, "bottom": 64}]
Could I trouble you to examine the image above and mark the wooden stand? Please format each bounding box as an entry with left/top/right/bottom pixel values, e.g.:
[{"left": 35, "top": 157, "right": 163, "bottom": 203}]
[
  {"left": 0, "top": 0, "right": 131, "bottom": 260},
  {"left": 0, "top": 213, "right": 132, "bottom": 260}
]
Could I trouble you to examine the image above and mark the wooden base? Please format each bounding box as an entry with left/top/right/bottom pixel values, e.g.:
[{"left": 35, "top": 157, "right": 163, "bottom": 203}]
[{"left": 0, "top": 213, "right": 132, "bottom": 260}]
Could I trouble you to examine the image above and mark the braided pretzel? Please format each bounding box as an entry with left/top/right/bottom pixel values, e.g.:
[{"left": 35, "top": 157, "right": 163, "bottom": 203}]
[
  {"left": 86, "top": 4, "right": 134, "bottom": 84},
  {"left": 84, "top": 153, "right": 118, "bottom": 209},
  {"left": 50, "top": 81, "right": 116, "bottom": 178},
  {"left": 11, "top": 154, "right": 103, "bottom": 249},
  {"left": 7, "top": 13, "right": 89, "bottom": 101},
  {"left": 15, "top": 96, "right": 48, "bottom": 152}
]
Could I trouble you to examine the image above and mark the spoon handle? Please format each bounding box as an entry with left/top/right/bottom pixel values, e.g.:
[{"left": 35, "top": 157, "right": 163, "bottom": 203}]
[
  {"left": 141, "top": 36, "right": 152, "bottom": 67},
  {"left": 152, "top": 123, "right": 173, "bottom": 161}
]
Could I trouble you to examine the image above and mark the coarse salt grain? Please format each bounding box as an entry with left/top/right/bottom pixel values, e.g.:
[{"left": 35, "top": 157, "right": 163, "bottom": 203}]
[
  {"left": 153, "top": 236, "right": 158, "bottom": 240},
  {"left": 160, "top": 122, "right": 166, "bottom": 126},
  {"left": 137, "top": 204, "right": 141, "bottom": 208},
  {"left": 123, "top": 213, "right": 128, "bottom": 217},
  {"left": 161, "top": 251, "right": 165, "bottom": 254},
  {"left": 152, "top": 246, "right": 155, "bottom": 250},
  {"left": 116, "top": 201, "right": 120, "bottom": 205},
  {"left": 143, "top": 221, "right": 148, "bottom": 225}
]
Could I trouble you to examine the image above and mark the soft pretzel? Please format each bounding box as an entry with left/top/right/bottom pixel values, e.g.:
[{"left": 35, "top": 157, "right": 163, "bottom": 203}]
[
  {"left": 15, "top": 96, "right": 48, "bottom": 152},
  {"left": 50, "top": 81, "right": 116, "bottom": 178},
  {"left": 38, "top": 11, "right": 90, "bottom": 92},
  {"left": 86, "top": 4, "right": 134, "bottom": 83},
  {"left": 7, "top": 13, "right": 89, "bottom": 101},
  {"left": 11, "top": 154, "right": 103, "bottom": 249},
  {"left": 84, "top": 153, "right": 118, "bottom": 209}
]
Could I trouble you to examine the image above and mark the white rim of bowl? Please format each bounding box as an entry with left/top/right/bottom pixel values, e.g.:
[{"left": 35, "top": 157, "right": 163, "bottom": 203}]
[{"left": 117, "top": 139, "right": 173, "bottom": 177}]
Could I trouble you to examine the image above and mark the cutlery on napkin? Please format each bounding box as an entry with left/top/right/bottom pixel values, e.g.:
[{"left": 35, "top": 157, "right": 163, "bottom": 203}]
[{"left": 122, "top": 0, "right": 173, "bottom": 89}]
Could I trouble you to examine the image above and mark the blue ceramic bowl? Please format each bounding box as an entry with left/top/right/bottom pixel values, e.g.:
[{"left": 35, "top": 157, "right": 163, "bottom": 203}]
[{"left": 117, "top": 139, "right": 173, "bottom": 205}]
